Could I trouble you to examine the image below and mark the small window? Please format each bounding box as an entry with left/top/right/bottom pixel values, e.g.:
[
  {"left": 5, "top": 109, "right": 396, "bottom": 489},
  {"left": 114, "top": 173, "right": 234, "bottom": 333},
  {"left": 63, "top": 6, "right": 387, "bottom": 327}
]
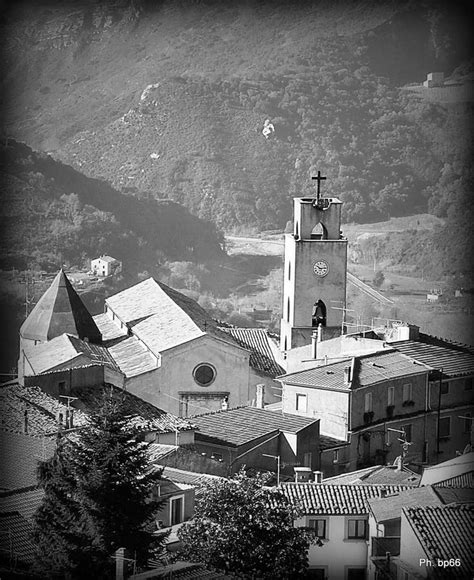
[
  {"left": 288, "top": 262, "right": 291, "bottom": 280},
  {"left": 333, "top": 449, "right": 339, "bottom": 463},
  {"left": 307, "top": 569, "right": 326, "bottom": 580},
  {"left": 364, "top": 392, "right": 373, "bottom": 412},
  {"left": 347, "top": 569, "right": 366, "bottom": 580},
  {"left": 193, "top": 363, "right": 216, "bottom": 387},
  {"left": 403, "top": 383, "right": 412, "bottom": 402},
  {"left": 347, "top": 519, "right": 367, "bottom": 540},
  {"left": 308, "top": 519, "right": 327, "bottom": 539},
  {"left": 464, "top": 378, "right": 473, "bottom": 391},
  {"left": 303, "top": 452, "right": 312, "bottom": 467},
  {"left": 211, "top": 452, "right": 223, "bottom": 461},
  {"left": 387, "top": 386, "right": 395, "bottom": 406},
  {"left": 402, "top": 424, "right": 412, "bottom": 442},
  {"left": 439, "top": 416, "right": 451, "bottom": 439},
  {"left": 58, "top": 381, "right": 66, "bottom": 391},
  {"left": 287, "top": 298, "right": 291, "bottom": 321},
  {"left": 296, "top": 393, "right": 307, "bottom": 412},
  {"left": 440, "top": 382, "right": 449, "bottom": 395}
]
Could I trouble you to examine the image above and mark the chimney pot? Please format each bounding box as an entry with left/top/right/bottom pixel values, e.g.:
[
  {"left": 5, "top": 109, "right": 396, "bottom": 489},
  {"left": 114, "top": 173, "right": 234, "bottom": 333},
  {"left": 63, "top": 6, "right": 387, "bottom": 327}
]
[
  {"left": 311, "top": 331, "right": 318, "bottom": 359},
  {"left": 313, "top": 470, "right": 323, "bottom": 483},
  {"left": 256, "top": 384, "right": 265, "bottom": 409}
]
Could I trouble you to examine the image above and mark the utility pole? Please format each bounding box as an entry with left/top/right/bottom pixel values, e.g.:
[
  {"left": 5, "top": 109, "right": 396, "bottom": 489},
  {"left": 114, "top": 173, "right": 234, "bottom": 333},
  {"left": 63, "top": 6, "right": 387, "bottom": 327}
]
[{"left": 262, "top": 453, "right": 281, "bottom": 486}]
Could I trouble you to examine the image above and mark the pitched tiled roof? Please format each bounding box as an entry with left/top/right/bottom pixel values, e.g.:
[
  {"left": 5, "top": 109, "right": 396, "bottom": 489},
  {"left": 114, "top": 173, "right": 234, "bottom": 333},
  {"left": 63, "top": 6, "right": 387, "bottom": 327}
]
[
  {"left": 280, "top": 483, "right": 411, "bottom": 515},
  {"left": 0, "top": 431, "right": 56, "bottom": 491},
  {"left": 403, "top": 505, "right": 474, "bottom": 578},
  {"left": 107, "top": 336, "right": 158, "bottom": 377},
  {"left": 192, "top": 406, "right": 318, "bottom": 447},
  {"left": 368, "top": 486, "right": 441, "bottom": 522},
  {"left": 320, "top": 434, "right": 348, "bottom": 451},
  {"left": 433, "top": 472, "right": 474, "bottom": 488},
  {"left": 131, "top": 561, "right": 231, "bottom": 579},
  {"left": 72, "top": 384, "right": 195, "bottom": 433},
  {"left": 148, "top": 444, "right": 179, "bottom": 463},
  {"left": 20, "top": 269, "right": 101, "bottom": 343},
  {"left": 23, "top": 333, "right": 121, "bottom": 375},
  {"left": 434, "top": 487, "right": 474, "bottom": 505},
  {"left": 105, "top": 278, "right": 240, "bottom": 354},
  {"left": 160, "top": 467, "right": 224, "bottom": 491},
  {"left": 420, "top": 452, "right": 474, "bottom": 486},
  {"left": 323, "top": 465, "right": 420, "bottom": 486},
  {"left": 0, "top": 488, "right": 44, "bottom": 520},
  {"left": 0, "top": 512, "right": 36, "bottom": 565},
  {"left": 392, "top": 333, "right": 474, "bottom": 378},
  {"left": 93, "top": 312, "right": 128, "bottom": 342},
  {"left": 219, "top": 328, "right": 285, "bottom": 377},
  {"left": 0, "top": 383, "right": 89, "bottom": 437},
  {"left": 279, "top": 350, "right": 428, "bottom": 390}
]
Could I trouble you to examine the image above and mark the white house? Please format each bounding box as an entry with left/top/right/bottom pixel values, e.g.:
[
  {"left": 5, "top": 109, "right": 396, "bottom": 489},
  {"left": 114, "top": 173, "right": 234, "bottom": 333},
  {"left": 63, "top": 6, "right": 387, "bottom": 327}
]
[
  {"left": 280, "top": 478, "right": 411, "bottom": 580},
  {"left": 90, "top": 255, "right": 122, "bottom": 277}
]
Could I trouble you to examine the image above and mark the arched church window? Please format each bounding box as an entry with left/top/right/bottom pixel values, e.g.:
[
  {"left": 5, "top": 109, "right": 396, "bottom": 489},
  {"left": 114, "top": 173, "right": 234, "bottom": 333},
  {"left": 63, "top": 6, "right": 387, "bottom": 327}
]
[
  {"left": 310, "top": 222, "right": 328, "bottom": 240},
  {"left": 311, "top": 300, "right": 327, "bottom": 327},
  {"left": 193, "top": 363, "right": 216, "bottom": 387}
]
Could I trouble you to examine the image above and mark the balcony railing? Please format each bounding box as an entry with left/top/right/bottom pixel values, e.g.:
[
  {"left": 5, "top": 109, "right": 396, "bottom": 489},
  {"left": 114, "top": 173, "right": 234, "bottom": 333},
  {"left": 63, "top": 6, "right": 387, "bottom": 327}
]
[{"left": 371, "top": 536, "right": 400, "bottom": 558}]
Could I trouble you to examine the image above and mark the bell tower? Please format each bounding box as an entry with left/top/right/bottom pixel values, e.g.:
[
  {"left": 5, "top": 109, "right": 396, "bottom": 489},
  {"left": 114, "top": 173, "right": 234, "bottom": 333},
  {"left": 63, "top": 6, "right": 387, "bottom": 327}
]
[{"left": 280, "top": 173, "right": 347, "bottom": 351}]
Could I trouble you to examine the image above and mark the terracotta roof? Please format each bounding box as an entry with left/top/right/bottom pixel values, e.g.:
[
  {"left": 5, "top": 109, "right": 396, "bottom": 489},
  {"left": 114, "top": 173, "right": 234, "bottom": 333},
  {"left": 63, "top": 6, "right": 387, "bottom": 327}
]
[
  {"left": 20, "top": 269, "right": 101, "bottom": 343},
  {"left": 72, "top": 384, "right": 195, "bottom": 434},
  {"left": 192, "top": 406, "right": 318, "bottom": 447},
  {"left": 0, "top": 383, "right": 89, "bottom": 437},
  {"left": 403, "top": 505, "right": 474, "bottom": 578},
  {"left": 219, "top": 328, "right": 284, "bottom": 377},
  {"left": 280, "top": 483, "right": 411, "bottom": 515},
  {"left": 368, "top": 486, "right": 441, "bottom": 522},
  {"left": 323, "top": 465, "right": 420, "bottom": 486},
  {"left": 0, "top": 431, "right": 56, "bottom": 491},
  {"left": 105, "top": 278, "right": 240, "bottom": 354},
  {"left": 23, "top": 333, "right": 121, "bottom": 375},
  {"left": 279, "top": 351, "right": 427, "bottom": 390},
  {"left": 93, "top": 255, "right": 119, "bottom": 263},
  {"left": 392, "top": 334, "right": 474, "bottom": 378}
]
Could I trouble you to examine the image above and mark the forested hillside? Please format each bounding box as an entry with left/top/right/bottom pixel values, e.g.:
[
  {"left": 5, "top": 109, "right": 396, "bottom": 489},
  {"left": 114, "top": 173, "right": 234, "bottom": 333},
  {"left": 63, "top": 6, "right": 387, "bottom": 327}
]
[
  {"left": 2, "top": 0, "right": 472, "bottom": 232},
  {"left": 0, "top": 140, "right": 225, "bottom": 272}
]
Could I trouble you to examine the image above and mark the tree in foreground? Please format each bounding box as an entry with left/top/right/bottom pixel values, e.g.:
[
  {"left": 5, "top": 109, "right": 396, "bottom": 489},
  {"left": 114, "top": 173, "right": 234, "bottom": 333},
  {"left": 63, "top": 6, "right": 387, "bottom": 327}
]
[
  {"left": 177, "top": 470, "right": 311, "bottom": 578},
  {"left": 32, "top": 390, "right": 166, "bottom": 579}
]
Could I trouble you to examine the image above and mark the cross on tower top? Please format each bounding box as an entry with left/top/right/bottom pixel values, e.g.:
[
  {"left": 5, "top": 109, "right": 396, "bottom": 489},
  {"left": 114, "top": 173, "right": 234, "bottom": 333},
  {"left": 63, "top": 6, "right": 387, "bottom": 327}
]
[{"left": 311, "top": 171, "right": 326, "bottom": 203}]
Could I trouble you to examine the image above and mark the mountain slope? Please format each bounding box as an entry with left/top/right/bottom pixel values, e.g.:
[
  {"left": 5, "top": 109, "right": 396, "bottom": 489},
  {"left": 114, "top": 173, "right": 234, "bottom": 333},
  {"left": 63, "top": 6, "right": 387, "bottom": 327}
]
[{"left": 0, "top": 139, "right": 225, "bottom": 272}]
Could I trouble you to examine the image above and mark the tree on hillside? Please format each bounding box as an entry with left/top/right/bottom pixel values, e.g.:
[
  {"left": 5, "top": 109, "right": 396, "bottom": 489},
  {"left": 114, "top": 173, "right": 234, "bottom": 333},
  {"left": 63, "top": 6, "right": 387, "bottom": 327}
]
[
  {"left": 32, "top": 391, "right": 166, "bottom": 579},
  {"left": 177, "top": 470, "right": 312, "bottom": 578}
]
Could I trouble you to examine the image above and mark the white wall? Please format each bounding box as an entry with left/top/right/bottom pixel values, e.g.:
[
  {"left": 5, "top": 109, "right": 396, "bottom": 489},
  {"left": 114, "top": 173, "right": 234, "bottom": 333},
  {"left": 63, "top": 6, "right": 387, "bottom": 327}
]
[
  {"left": 399, "top": 512, "right": 429, "bottom": 578},
  {"left": 283, "top": 383, "right": 349, "bottom": 439},
  {"left": 296, "top": 514, "right": 369, "bottom": 579},
  {"left": 125, "top": 335, "right": 251, "bottom": 416}
]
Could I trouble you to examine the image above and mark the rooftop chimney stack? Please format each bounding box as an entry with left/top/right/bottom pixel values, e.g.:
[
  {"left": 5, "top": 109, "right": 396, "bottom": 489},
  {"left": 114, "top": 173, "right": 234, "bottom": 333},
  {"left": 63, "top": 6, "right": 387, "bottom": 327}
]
[
  {"left": 311, "top": 331, "right": 318, "bottom": 359},
  {"left": 256, "top": 384, "right": 265, "bottom": 409},
  {"left": 343, "top": 365, "right": 352, "bottom": 385},
  {"left": 313, "top": 471, "right": 323, "bottom": 483},
  {"left": 294, "top": 467, "right": 313, "bottom": 483}
]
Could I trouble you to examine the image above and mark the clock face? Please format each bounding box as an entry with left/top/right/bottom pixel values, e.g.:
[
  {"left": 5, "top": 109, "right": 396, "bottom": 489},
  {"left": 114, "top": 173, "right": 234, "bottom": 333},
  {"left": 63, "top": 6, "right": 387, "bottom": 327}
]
[{"left": 313, "top": 260, "right": 329, "bottom": 277}]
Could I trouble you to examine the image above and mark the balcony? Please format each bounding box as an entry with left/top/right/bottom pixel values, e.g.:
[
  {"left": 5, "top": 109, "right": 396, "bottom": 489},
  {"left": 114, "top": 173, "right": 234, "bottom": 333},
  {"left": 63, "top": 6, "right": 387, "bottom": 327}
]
[{"left": 371, "top": 536, "right": 400, "bottom": 558}]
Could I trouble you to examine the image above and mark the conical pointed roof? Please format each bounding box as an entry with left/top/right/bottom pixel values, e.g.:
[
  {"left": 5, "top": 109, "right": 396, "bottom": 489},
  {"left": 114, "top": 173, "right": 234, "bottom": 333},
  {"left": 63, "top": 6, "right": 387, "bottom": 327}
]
[{"left": 20, "top": 270, "right": 102, "bottom": 343}]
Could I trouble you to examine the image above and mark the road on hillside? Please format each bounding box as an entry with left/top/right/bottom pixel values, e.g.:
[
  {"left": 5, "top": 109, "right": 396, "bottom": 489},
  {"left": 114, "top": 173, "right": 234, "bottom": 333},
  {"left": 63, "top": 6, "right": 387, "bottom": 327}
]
[{"left": 225, "top": 235, "right": 393, "bottom": 305}]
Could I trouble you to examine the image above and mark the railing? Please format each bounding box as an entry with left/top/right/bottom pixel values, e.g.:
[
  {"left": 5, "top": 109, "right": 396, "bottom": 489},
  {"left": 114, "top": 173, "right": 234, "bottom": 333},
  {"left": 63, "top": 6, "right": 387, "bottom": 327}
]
[{"left": 371, "top": 536, "right": 400, "bottom": 558}]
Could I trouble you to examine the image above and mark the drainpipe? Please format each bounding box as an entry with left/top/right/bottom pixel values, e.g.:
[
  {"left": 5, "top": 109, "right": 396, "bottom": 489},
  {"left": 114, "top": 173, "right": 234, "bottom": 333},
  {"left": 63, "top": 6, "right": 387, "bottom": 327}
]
[{"left": 436, "top": 368, "right": 443, "bottom": 457}]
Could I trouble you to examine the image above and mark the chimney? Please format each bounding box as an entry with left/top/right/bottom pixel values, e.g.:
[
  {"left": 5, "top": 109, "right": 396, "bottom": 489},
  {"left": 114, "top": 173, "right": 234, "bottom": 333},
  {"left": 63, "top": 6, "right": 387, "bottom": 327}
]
[
  {"left": 313, "top": 470, "right": 323, "bottom": 483},
  {"left": 256, "top": 384, "right": 265, "bottom": 409},
  {"left": 343, "top": 365, "right": 352, "bottom": 385},
  {"left": 23, "top": 409, "right": 28, "bottom": 434},
  {"left": 294, "top": 467, "right": 312, "bottom": 483}
]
